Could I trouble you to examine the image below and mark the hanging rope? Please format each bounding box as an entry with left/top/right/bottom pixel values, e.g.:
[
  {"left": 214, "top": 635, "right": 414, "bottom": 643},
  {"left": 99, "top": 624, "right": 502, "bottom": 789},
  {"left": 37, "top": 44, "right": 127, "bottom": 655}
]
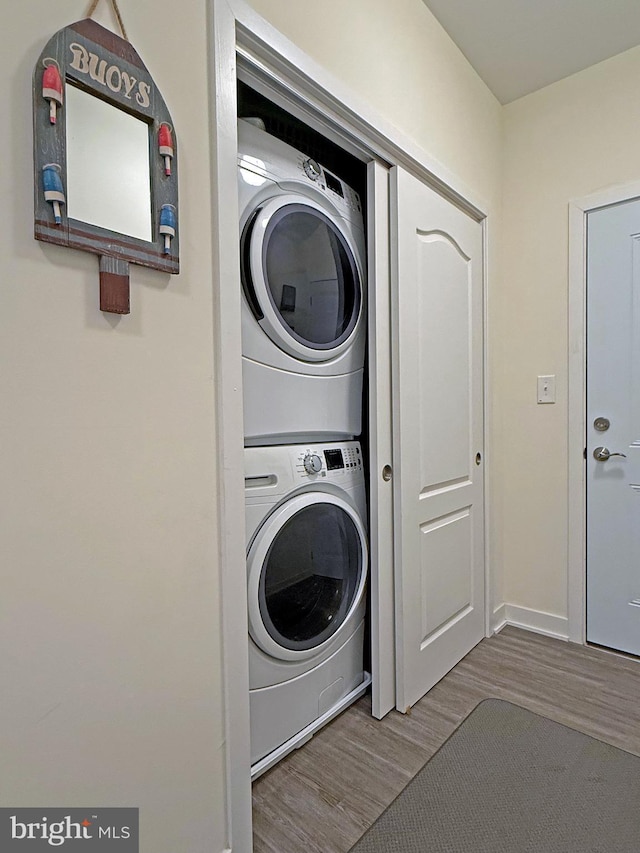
[{"left": 86, "top": 0, "right": 128, "bottom": 41}]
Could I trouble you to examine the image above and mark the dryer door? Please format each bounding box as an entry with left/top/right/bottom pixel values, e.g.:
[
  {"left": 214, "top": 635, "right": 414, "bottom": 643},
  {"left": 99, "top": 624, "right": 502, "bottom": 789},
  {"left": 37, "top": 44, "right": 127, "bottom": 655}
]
[
  {"left": 241, "top": 195, "right": 363, "bottom": 362},
  {"left": 247, "top": 492, "right": 367, "bottom": 661}
]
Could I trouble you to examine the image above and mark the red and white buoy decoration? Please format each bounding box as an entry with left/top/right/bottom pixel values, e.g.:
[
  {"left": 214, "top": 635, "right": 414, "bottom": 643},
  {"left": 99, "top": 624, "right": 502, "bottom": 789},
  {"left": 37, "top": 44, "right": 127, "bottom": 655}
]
[
  {"left": 42, "top": 60, "right": 63, "bottom": 125},
  {"left": 158, "top": 124, "right": 174, "bottom": 176},
  {"left": 42, "top": 163, "right": 65, "bottom": 224},
  {"left": 159, "top": 204, "right": 177, "bottom": 254}
]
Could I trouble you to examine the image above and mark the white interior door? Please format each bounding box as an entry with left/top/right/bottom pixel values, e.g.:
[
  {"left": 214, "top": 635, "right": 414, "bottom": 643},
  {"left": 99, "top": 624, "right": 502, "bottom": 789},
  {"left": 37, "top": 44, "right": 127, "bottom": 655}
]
[
  {"left": 586, "top": 198, "right": 640, "bottom": 656},
  {"left": 391, "top": 166, "right": 485, "bottom": 712}
]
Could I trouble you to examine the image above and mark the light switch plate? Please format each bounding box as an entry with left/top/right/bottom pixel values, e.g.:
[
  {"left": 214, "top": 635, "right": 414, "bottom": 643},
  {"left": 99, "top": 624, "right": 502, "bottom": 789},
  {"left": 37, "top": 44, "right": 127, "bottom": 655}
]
[{"left": 537, "top": 375, "right": 556, "bottom": 404}]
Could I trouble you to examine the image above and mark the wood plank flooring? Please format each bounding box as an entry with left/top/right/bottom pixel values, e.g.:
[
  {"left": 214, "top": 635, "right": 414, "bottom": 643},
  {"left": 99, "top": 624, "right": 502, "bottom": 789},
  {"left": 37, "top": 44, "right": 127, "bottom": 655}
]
[{"left": 252, "top": 626, "right": 640, "bottom": 853}]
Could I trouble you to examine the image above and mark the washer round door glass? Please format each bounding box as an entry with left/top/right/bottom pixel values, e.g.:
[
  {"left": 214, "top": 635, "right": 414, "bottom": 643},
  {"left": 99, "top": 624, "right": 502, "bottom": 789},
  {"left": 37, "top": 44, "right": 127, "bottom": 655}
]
[
  {"left": 252, "top": 497, "right": 366, "bottom": 654},
  {"left": 242, "top": 199, "right": 362, "bottom": 360}
]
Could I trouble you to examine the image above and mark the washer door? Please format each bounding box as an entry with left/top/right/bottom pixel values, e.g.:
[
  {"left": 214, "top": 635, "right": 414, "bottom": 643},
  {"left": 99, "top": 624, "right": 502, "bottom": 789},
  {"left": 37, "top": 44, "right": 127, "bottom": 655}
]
[
  {"left": 241, "top": 194, "right": 363, "bottom": 362},
  {"left": 247, "top": 492, "right": 368, "bottom": 662}
]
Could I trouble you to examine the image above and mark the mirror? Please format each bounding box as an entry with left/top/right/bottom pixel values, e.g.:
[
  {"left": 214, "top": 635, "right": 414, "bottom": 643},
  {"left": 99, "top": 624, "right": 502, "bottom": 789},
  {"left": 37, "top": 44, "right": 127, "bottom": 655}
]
[
  {"left": 65, "top": 84, "right": 152, "bottom": 241},
  {"left": 34, "top": 18, "right": 179, "bottom": 314}
]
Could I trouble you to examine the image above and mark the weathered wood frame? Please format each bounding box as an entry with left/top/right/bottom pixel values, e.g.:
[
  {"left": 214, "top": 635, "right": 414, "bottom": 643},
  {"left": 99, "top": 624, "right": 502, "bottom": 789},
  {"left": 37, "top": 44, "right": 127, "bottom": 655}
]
[{"left": 33, "top": 18, "right": 179, "bottom": 313}]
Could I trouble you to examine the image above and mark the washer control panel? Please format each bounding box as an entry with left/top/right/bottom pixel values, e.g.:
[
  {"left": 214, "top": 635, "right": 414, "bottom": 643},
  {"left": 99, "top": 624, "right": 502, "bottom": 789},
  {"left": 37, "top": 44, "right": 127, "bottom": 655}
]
[{"left": 294, "top": 441, "right": 363, "bottom": 480}]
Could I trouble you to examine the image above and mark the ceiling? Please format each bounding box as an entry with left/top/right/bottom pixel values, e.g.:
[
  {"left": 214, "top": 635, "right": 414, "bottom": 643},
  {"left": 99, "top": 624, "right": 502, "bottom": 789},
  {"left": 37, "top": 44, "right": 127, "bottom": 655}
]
[{"left": 421, "top": 0, "right": 640, "bottom": 103}]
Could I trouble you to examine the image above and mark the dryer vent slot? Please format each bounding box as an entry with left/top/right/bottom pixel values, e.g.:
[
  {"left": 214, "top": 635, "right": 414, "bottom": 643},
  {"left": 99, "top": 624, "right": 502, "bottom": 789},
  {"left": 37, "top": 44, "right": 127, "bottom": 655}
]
[{"left": 245, "top": 474, "right": 278, "bottom": 488}]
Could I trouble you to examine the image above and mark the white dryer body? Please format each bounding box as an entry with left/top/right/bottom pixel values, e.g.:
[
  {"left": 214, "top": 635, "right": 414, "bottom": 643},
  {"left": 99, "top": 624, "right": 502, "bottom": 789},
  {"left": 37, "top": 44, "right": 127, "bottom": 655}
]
[
  {"left": 245, "top": 441, "right": 368, "bottom": 770},
  {"left": 238, "top": 119, "right": 367, "bottom": 446}
]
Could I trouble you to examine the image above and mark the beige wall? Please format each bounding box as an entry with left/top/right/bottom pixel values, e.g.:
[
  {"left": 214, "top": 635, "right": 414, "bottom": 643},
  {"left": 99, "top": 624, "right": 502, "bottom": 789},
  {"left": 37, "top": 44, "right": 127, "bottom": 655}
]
[
  {"left": 1, "top": 3, "right": 227, "bottom": 851},
  {"left": 501, "top": 45, "right": 640, "bottom": 619},
  {"left": 247, "top": 0, "right": 502, "bottom": 207}
]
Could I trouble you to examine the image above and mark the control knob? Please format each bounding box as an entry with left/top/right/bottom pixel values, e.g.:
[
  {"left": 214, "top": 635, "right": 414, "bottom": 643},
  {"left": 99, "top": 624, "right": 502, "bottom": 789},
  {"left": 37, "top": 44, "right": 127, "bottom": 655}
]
[
  {"left": 303, "top": 158, "right": 321, "bottom": 181},
  {"left": 303, "top": 453, "right": 323, "bottom": 474}
]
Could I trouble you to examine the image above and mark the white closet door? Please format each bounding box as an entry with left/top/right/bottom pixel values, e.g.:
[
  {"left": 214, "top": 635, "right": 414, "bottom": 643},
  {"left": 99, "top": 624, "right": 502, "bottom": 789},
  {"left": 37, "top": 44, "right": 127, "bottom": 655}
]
[
  {"left": 367, "top": 159, "right": 395, "bottom": 719},
  {"left": 391, "top": 166, "right": 485, "bottom": 712}
]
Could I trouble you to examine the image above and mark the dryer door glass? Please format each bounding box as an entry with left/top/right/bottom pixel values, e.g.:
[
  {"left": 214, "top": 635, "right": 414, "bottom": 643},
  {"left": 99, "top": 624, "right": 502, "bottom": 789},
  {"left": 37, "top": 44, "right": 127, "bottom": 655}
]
[
  {"left": 259, "top": 502, "right": 363, "bottom": 651},
  {"left": 262, "top": 204, "right": 361, "bottom": 350}
]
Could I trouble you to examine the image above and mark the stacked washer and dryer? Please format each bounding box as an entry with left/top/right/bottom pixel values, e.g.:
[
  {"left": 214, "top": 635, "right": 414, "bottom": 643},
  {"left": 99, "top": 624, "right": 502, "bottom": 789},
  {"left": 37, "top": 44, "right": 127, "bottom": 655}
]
[{"left": 238, "top": 117, "right": 370, "bottom": 778}]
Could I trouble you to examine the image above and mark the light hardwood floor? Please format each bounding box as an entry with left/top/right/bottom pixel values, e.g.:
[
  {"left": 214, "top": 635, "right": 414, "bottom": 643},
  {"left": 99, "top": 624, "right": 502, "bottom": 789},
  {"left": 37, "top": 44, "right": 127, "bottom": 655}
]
[{"left": 252, "top": 626, "right": 640, "bottom": 853}]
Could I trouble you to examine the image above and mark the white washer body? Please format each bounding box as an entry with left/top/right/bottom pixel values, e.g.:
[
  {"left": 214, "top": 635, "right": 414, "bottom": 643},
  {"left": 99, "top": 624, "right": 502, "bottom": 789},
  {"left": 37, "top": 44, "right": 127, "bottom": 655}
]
[
  {"left": 245, "top": 441, "right": 368, "bottom": 771},
  {"left": 238, "top": 119, "right": 367, "bottom": 446}
]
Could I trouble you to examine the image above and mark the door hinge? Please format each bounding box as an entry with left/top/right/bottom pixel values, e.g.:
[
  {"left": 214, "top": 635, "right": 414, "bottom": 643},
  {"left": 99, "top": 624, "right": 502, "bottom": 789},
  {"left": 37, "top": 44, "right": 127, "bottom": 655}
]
[{"left": 583, "top": 447, "right": 587, "bottom": 460}]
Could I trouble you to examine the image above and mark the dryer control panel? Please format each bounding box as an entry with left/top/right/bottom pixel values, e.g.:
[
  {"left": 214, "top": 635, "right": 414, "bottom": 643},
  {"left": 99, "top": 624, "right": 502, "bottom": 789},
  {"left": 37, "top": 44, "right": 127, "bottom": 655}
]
[{"left": 296, "top": 154, "right": 362, "bottom": 214}]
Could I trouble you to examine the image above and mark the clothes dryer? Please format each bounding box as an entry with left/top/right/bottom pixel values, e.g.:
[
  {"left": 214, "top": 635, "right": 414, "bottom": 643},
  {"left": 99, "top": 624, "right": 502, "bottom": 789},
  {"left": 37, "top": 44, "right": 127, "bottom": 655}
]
[
  {"left": 238, "top": 119, "right": 367, "bottom": 446},
  {"left": 245, "top": 441, "right": 370, "bottom": 777}
]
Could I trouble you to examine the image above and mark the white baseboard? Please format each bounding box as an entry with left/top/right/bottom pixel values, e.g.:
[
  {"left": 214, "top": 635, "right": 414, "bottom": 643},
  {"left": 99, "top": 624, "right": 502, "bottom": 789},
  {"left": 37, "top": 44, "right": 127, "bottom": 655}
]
[
  {"left": 491, "top": 603, "right": 507, "bottom": 635},
  {"left": 492, "top": 603, "right": 569, "bottom": 642}
]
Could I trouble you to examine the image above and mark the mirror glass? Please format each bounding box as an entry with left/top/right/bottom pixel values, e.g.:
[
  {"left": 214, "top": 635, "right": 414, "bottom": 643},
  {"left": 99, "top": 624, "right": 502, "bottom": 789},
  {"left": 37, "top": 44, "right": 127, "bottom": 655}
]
[{"left": 65, "top": 84, "right": 152, "bottom": 241}]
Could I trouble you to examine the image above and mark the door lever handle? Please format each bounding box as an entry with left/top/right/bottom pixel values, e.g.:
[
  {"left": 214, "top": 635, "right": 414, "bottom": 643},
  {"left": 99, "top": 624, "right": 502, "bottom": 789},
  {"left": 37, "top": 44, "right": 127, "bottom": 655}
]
[{"left": 593, "top": 446, "right": 627, "bottom": 461}]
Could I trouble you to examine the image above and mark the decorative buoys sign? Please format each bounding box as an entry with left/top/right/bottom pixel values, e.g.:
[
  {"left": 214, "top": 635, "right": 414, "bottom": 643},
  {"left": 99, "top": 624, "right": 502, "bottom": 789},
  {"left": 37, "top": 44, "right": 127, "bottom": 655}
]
[{"left": 33, "top": 12, "right": 179, "bottom": 314}]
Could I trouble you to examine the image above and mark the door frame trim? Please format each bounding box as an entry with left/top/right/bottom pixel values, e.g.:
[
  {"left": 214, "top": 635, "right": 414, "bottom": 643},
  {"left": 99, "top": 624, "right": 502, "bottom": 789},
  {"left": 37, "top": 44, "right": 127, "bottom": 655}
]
[
  {"left": 211, "top": 1, "right": 492, "bottom": 848},
  {"left": 568, "top": 181, "right": 640, "bottom": 644}
]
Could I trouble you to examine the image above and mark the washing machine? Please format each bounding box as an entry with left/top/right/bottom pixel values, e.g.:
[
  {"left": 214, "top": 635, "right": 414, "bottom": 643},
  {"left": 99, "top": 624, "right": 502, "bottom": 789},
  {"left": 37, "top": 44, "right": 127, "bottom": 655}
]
[
  {"left": 238, "top": 118, "right": 367, "bottom": 446},
  {"left": 245, "top": 440, "right": 371, "bottom": 778}
]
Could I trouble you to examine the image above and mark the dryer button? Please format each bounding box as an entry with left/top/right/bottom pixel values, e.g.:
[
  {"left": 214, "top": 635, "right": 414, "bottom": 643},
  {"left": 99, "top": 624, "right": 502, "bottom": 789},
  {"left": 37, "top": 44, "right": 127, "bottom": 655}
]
[{"left": 303, "top": 158, "right": 322, "bottom": 181}]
